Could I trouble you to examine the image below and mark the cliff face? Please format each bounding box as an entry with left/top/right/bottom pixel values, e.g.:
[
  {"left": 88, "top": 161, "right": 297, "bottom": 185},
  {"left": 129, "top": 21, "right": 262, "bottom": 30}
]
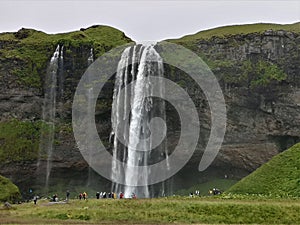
[
  {"left": 0, "top": 25, "right": 132, "bottom": 196},
  {"left": 169, "top": 25, "right": 300, "bottom": 177},
  {"left": 0, "top": 23, "right": 299, "bottom": 195}
]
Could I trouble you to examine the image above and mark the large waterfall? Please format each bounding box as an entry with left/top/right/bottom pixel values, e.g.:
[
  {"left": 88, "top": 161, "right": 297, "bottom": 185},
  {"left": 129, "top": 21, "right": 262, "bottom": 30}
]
[{"left": 111, "top": 44, "right": 168, "bottom": 198}]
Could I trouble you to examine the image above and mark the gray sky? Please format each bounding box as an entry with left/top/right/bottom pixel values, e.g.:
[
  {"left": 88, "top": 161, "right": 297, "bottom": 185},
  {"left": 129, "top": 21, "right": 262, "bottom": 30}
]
[{"left": 1, "top": 1, "right": 299, "bottom": 41}]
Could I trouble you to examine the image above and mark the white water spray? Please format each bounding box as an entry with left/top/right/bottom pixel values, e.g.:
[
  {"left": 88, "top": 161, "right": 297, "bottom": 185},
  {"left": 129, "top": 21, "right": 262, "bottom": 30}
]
[
  {"left": 38, "top": 45, "right": 61, "bottom": 191},
  {"left": 111, "top": 44, "right": 168, "bottom": 198}
]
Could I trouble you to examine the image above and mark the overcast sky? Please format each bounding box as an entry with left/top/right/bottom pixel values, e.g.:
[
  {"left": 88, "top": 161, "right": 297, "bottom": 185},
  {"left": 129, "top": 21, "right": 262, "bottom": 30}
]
[{"left": 1, "top": 1, "right": 299, "bottom": 41}]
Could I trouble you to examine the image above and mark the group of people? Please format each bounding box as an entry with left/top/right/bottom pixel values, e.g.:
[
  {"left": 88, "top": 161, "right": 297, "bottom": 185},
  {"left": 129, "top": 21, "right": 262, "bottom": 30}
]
[
  {"left": 39, "top": 190, "right": 138, "bottom": 202},
  {"left": 189, "top": 190, "right": 200, "bottom": 197},
  {"left": 209, "top": 188, "right": 222, "bottom": 195},
  {"left": 189, "top": 188, "right": 222, "bottom": 197},
  {"left": 95, "top": 191, "right": 136, "bottom": 199},
  {"left": 78, "top": 192, "right": 88, "bottom": 200},
  {"left": 32, "top": 187, "right": 222, "bottom": 204}
]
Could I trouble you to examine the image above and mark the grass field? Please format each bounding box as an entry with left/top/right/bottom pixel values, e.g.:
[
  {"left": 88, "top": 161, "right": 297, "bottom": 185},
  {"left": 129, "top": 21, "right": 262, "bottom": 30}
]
[{"left": 1, "top": 196, "right": 300, "bottom": 224}]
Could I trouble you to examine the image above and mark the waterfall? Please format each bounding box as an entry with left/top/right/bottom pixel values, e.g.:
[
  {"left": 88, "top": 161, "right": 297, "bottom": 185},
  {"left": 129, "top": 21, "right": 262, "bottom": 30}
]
[
  {"left": 111, "top": 44, "right": 168, "bottom": 198},
  {"left": 58, "top": 46, "right": 64, "bottom": 100},
  {"left": 87, "top": 48, "right": 94, "bottom": 187},
  {"left": 38, "top": 44, "right": 62, "bottom": 192},
  {"left": 88, "top": 48, "right": 94, "bottom": 65}
]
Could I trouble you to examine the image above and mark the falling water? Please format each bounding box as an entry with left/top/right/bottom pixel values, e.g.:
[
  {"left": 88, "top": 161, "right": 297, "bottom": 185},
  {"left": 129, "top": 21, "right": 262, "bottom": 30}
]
[
  {"left": 111, "top": 44, "right": 168, "bottom": 198},
  {"left": 38, "top": 45, "right": 61, "bottom": 191},
  {"left": 88, "top": 48, "right": 94, "bottom": 65},
  {"left": 87, "top": 48, "right": 94, "bottom": 187},
  {"left": 58, "top": 46, "right": 64, "bottom": 100}
]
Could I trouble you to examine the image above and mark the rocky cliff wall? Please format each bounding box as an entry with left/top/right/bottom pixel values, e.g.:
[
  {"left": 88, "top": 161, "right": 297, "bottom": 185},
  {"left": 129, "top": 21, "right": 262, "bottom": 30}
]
[{"left": 170, "top": 28, "right": 300, "bottom": 175}]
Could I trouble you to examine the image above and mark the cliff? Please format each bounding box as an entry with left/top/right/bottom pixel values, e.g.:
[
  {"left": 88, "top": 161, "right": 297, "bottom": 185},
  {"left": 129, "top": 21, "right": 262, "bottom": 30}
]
[
  {"left": 0, "top": 25, "right": 133, "bottom": 196},
  {"left": 166, "top": 22, "right": 300, "bottom": 189},
  {"left": 0, "top": 23, "right": 299, "bottom": 196}
]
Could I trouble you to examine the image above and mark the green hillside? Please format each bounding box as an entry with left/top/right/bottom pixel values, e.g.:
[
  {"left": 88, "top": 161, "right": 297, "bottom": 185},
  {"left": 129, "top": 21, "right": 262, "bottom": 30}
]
[
  {"left": 169, "top": 22, "right": 300, "bottom": 43},
  {"left": 227, "top": 143, "right": 300, "bottom": 197},
  {"left": 0, "top": 175, "right": 21, "bottom": 202}
]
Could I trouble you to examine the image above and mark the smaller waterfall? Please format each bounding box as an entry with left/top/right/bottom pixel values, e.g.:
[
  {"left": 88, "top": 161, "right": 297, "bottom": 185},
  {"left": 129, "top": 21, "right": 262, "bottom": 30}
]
[
  {"left": 38, "top": 45, "right": 61, "bottom": 191},
  {"left": 86, "top": 48, "right": 94, "bottom": 187},
  {"left": 58, "top": 46, "right": 64, "bottom": 100},
  {"left": 88, "top": 48, "right": 94, "bottom": 65}
]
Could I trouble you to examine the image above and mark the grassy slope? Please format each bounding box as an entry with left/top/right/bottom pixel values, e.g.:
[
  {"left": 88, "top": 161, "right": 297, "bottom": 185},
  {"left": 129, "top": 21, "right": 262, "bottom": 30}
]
[
  {"left": 0, "top": 175, "right": 20, "bottom": 202},
  {"left": 1, "top": 198, "right": 300, "bottom": 224},
  {"left": 227, "top": 143, "right": 300, "bottom": 197},
  {"left": 169, "top": 22, "right": 300, "bottom": 43}
]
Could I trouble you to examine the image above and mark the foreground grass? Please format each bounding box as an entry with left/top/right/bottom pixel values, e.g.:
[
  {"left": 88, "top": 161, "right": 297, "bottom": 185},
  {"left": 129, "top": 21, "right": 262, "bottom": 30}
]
[{"left": 1, "top": 197, "right": 300, "bottom": 224}]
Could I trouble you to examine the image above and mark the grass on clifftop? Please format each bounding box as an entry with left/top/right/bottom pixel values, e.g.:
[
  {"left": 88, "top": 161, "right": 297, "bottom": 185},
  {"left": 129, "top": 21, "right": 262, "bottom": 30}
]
[
  {"left": 227, "top": 143, "right": 300, "bottom": 197},
  {"left": 169, "top": 22, "right": 300, "bottom": 43},
  {"left": 0, "top": 175, "right": 20, "bottom": 202},
  {"left": 0, "top": 25, "right": 132, "bottom": 88}
]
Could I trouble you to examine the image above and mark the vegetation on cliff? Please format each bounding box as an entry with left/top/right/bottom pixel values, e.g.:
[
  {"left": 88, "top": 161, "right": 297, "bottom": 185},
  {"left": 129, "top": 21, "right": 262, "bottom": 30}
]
[
  {"left": 0, "top": 119, "right": 42, "bottom": 162},
  {"left": 170, "top": 22, "right": 300, "bottom": 43},
  {"left": 227, "top": 143, "right": 300, "bottom": 197},
  {"left": 167, "top": 22, "right": 299, "bottom": 92},
  {"left": 0, "top": 25, "right": 132, "bottom": 88},
  {"left": 0, "top": 175, "right": 21, "bottom": 202}
]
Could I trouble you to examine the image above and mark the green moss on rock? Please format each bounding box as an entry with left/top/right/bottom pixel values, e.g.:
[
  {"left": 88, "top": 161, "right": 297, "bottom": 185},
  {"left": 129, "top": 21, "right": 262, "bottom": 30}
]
[
  {"left": 0, "top": 119, "right": 42, "bottom": 163},
  {"left": 0, "top": 175, "right": 21, "bottom": 202}
]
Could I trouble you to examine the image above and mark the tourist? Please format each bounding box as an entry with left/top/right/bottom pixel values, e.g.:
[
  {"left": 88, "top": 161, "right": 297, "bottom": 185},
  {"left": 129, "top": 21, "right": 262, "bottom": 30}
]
[
  {"left": 119, "top": 192, "right": 124, "bottom": 199},
  {"left": 66, "top": 190, "right": 70, "bottom": 201},
  {"left": 83, "top": 192, "right": 87, "bottom": 200},
  {"left": 96, "top": 192, "right": 100, "bottom": 199},
  {"left": 33, "top": 195, "right": 38, "bottom": 204},
  {"left": 102, "top": 192, "right": 107, "bottom": 198},
  {"left": 52, "top": 194, "right": 58, "bottom": 202},
  {"left": 79, "top": 193, "right": 83, "bottom": 200},
  {"left": 132, "top": 193, "right": 137, "bottom": 199}
]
